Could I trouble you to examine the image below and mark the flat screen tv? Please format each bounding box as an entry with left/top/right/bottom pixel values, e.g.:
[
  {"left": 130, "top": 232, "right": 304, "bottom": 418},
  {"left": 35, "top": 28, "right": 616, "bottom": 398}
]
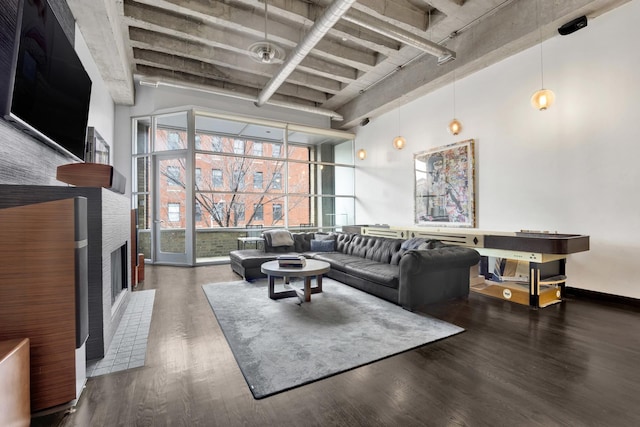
[{"left": 1, "top": 0, "right": 92, "bottom": 161}]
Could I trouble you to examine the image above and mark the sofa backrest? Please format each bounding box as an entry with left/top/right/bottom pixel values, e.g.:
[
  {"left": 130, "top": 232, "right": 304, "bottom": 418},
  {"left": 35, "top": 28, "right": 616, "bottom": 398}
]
[
  {"left": 262, "top": 232, "right": 405, "bottom": 266},
  {"left": 264, "top": 232, "right": 340, "bottom": 253},
  {"left": 334, "top": 232, "right": 353, "bottom": 252},
  {"left": 292, "top": 232, "right": 315, "bottom": 252}
]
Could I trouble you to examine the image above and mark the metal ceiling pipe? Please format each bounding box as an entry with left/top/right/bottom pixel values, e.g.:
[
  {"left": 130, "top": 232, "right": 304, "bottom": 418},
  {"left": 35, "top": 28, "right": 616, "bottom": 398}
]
[
  {"left": 255, "top": 0, "right": 357, "bottom": 107},
  {"left": 137, "top": 78, "right": 344, "bottom": 121},
  {"left": 266, "top": 99, "right": 344, "bottom": 121},
  {"left": 342, "top": 9, "right": 455, "bottom": 62}
]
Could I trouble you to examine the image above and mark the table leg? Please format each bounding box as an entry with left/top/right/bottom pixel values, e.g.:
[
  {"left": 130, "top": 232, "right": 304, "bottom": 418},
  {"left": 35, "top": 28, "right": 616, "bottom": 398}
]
[
  {"left": 268, "top": 275, "right": 298, "bottom": 300},
  {"left": 304, "top": 277, "right": 312, "bottom": 302},
  {"left": 529, "top": 263, "right": 540, "bottom": 309},
  {"left": 268, "top": 275, "right": 276, "bottom": 299}
]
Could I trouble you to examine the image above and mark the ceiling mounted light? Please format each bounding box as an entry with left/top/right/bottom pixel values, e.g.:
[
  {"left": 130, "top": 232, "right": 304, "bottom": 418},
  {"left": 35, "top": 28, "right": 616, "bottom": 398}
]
[
  {"left": 357, "top": 149, "right": 367, "bottom": 160},
  {"left": 248, "top": 0, "right": 285, "bottom": 64},
  {"left": 531, "top": 0, "right": 555, "bottom": 110},
  {"left": 448, "top": 70, "right": 462, "bottom": 135}
]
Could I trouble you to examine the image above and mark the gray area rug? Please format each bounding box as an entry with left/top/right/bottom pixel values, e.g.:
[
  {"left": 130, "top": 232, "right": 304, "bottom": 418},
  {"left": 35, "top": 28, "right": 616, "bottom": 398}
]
[{"left": 202, "top": 278, "right": 463, "bottom": 399}]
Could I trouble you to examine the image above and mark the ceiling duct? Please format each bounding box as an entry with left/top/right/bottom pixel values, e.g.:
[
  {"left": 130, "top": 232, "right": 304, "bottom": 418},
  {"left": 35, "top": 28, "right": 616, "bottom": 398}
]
[{"left": 255, "top": 0, "right": 357, "bottom": 107}]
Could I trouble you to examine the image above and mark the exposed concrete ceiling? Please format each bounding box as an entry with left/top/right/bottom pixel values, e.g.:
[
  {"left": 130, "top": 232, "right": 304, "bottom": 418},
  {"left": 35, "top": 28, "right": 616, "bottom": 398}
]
[{"left": 68, "top": 0, "right": 630, "bottom": 130}]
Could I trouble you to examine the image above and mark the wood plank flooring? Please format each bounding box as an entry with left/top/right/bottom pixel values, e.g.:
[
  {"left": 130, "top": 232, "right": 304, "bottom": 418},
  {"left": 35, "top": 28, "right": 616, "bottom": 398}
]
[{"left": 40, "top": 265, "right": 640, "bottom": 426}]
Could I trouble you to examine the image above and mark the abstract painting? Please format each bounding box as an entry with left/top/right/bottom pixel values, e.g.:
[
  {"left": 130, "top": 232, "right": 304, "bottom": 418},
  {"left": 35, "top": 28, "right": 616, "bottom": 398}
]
[{"left": 414, "top": 139, "right": 475, "bottom": 227}]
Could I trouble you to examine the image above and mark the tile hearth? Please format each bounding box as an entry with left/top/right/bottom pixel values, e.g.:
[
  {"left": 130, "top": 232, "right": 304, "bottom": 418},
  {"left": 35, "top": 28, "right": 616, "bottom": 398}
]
[{"left": 86, "top": 290, "right": 155, "bottom": 377}]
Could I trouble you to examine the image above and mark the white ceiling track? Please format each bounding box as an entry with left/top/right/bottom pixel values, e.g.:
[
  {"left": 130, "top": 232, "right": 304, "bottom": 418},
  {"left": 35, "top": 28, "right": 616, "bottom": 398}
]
[{"left": 137, "top": 77, "right": 344, "bottom": 121}]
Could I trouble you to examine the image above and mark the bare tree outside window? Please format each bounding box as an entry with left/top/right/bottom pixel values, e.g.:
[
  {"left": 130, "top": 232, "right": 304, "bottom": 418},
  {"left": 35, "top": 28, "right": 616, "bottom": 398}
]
[
  {"left": 167, "top": 166, "right": 181, "bottom": 186},
  {"left": 212, "top": 136, "right": 222, "bottom": 152},
  {"left": 273, "top": 172, "right": 282, "bottom": 189},
  {"left": 233, "top": 139, "right": 245, "bottom": 154},
  {"left": 273, "top": 204, "right": 282, "bottom": 221},
  {"left": 134, "top": 116, "right": 355, "bottom": 262},
  {"left": 157, "top": 131, "right": 311, "bottom": 228},
  {"left": 195, "top": 201, "right": 202, "bottom": 221},
  {"left": 254, "top": 204, "right": 263, "bottom": 220},
  {"left": 212, "top": 169, "right": 223, "bottom": 188},
  {"left": 168, "top": 133, "right": 182, "bottom": 150}
]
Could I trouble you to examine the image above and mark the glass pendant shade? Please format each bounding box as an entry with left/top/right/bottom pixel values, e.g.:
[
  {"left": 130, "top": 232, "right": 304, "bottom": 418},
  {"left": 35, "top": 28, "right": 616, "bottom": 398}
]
[
  {"left": 392, "top": 136, "right": 406, "bottom": 150},
  {"left": 357, "top": 148, "right": 367, "bottom": 160},
  {"left": 448, "top": 118, "right": 462, "bottom": 135},
  {"left": 531, "top": 88, "right": 555, "bottom": 110}
]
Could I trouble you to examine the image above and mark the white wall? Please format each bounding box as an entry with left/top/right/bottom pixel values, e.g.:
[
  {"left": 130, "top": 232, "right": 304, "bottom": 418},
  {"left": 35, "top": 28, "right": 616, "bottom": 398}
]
[{"left": 355, "top": 0, "right": 640, "bottom": 299}]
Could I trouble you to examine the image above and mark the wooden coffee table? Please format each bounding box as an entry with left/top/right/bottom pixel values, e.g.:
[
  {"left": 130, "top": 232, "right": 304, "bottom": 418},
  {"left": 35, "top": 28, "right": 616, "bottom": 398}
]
[{"left": 261, "top": 259, "right": 330, "bottom": 302}]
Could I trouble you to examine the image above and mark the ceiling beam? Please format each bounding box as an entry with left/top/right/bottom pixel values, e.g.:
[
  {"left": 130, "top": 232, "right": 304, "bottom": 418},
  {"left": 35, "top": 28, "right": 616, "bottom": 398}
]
[
  {"left": 334, "top": 0, "right": 631, "bottom": 129},
  {"left": 67, "top": 0, "right": 134, "bottom": 104}
]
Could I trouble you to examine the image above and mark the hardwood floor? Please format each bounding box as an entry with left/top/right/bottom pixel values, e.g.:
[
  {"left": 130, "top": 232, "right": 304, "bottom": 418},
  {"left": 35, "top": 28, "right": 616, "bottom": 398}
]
[{"left": 43, "top": 265, "right": 640, "bottom": 426}]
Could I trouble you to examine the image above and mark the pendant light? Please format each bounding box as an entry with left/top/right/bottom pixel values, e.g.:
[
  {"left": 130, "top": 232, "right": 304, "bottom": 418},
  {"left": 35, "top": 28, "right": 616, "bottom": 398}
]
[
  {"left": 392, "top": 136, "right": 406, "bottom": 150},
  {"left": 248, "top": 0, "right": 285, "bottom": 64},
  {"left": 531, "top": 0, "right": 555, "bottom": 110},
  {"left": 392, "top": 106, "right": 406, "bottom": 150},
  {"left": 448, "top": 70, "right": 462, "bottom": 135}
]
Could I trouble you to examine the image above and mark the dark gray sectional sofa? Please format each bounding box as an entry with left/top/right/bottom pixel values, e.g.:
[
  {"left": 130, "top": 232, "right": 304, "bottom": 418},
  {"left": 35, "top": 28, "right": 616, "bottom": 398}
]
[{"left": 229, "top": 231, "right": 480, "bottom": 311}]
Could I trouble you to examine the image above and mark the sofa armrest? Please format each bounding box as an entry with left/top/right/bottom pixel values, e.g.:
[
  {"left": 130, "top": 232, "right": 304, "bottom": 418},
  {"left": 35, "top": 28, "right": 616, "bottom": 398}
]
[
  {"left": 398, "top": 246, "right": 480, "bottom": 310},
  {"left": 401, "top": 246, "right": 480, "bottom": 273}
]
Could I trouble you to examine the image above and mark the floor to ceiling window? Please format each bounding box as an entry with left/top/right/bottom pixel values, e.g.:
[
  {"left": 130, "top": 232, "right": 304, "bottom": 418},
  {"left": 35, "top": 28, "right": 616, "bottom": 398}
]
[{"left": 132, "top": 109, "right": 355, "bottom": 266}]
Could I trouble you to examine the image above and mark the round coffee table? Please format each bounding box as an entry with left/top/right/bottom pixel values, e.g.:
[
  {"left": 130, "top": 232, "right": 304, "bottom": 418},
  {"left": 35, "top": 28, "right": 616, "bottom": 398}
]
[{"left": 261, "top": 259, "right": 330, "bottom": 302}]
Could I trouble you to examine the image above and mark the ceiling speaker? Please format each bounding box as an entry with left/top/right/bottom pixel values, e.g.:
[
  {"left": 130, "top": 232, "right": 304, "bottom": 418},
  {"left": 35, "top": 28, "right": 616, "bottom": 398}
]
[{"left": 558, "top": 16, "right": 588, "bottom": 35}]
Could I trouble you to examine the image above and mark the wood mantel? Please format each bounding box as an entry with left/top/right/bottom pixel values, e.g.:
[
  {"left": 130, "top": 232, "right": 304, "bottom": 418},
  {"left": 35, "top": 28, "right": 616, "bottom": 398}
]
[{"left": 57, "top": 163, "right": 126, "bottom": 194}]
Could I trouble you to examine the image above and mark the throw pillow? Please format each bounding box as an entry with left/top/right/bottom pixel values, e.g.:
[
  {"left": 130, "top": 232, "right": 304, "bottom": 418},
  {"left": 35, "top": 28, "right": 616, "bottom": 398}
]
[
  {"left": 264, "top": 229, "right": 294, "bottom": 247},
  {"left": 314, "top": 232, "right": 335, "bottom": 241},
  {"left": 310, "top": 239, "right": 335, "bottom": 252},
  {"left": 401, "top": 237, "right": 426, "bottom": 250},
  {"left": 417, "top": 239, "right": 442, "bottom": 250}
]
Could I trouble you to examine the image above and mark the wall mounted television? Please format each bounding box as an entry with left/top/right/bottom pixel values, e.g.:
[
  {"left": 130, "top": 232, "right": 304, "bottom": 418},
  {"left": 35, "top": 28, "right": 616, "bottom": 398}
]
[{"left": 0, "top": 0, "right": 92, "bottom": 161}]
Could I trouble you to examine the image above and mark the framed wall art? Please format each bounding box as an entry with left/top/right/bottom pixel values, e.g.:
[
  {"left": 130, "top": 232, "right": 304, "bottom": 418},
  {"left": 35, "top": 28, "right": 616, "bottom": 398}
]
[{"left": 414, "top": 139, "right": 475, "bottom": 227}]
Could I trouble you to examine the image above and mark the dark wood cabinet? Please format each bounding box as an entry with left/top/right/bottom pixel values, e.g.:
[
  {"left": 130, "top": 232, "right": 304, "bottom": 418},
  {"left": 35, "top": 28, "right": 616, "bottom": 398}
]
[{"left": 0, "top": 198, "right": 87, "bottom": 412}]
